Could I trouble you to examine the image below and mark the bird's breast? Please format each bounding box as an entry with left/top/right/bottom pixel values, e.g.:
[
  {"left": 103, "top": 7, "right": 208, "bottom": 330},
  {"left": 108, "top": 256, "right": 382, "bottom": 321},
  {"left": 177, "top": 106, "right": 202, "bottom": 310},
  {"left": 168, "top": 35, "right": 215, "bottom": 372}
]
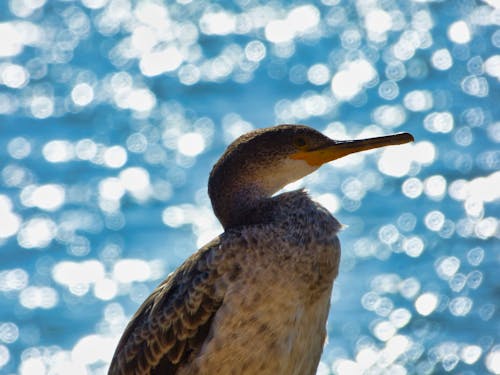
[{"left": 178, "top": 208, "right": 341, "bottom": 375}]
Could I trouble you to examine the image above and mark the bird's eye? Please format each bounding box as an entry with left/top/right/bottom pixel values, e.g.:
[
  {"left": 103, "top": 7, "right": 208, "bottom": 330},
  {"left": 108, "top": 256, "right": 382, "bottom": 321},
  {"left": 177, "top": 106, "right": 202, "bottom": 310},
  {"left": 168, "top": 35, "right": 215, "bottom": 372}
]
[{"left": 293, "top": 137, "right": 307, "bottom": 148}]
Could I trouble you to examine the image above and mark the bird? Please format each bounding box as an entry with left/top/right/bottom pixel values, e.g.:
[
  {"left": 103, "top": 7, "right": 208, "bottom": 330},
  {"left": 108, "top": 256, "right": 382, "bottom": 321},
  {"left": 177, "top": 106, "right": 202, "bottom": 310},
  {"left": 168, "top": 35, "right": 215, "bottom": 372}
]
[{"left": 108, "top": 124, "right": 414, "bottom": 375}]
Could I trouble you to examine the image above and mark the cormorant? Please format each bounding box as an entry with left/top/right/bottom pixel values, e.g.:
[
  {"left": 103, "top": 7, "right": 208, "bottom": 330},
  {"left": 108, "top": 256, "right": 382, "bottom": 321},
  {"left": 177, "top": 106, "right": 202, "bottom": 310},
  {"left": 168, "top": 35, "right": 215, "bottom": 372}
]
[{"left": 108, "top": 124, "right": 414, "bottom": 375}]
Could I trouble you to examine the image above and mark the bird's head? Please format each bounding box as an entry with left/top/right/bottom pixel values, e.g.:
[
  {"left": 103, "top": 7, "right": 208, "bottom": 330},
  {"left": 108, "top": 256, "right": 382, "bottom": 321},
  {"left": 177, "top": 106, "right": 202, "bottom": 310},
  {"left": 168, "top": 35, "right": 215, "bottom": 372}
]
[{"left": 209, "top": 124, "right": 413, "bottom": 228}]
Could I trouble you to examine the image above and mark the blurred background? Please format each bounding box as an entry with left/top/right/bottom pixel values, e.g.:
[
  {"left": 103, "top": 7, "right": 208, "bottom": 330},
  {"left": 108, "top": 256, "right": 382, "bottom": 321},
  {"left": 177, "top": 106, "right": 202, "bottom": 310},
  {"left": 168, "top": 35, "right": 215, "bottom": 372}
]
[{"left": 0, "top": 0, "right": 499, "bottom": 374}]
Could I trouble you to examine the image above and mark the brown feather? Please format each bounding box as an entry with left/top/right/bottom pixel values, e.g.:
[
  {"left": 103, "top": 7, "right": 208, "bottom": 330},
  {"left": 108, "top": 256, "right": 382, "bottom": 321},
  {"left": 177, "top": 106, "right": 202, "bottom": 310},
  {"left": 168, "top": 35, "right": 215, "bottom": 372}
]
[{"left": 108, "top": 238, "right": 227, "bottom": 375}]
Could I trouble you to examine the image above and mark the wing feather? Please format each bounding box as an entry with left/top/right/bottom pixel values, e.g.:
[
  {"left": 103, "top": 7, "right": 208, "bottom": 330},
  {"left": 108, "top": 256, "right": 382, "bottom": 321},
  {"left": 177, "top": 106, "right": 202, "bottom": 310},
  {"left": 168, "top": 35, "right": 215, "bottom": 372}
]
[{"left": 108, "top": 237, "right": 229, "bottom": 375}]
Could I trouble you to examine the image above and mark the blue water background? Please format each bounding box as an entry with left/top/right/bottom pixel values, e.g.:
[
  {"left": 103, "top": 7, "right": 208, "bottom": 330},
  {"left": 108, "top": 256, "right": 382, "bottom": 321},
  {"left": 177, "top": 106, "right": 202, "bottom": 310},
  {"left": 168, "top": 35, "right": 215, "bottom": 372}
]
[{"left": 0, "top": 0, "right": 499, "bottom": 374}]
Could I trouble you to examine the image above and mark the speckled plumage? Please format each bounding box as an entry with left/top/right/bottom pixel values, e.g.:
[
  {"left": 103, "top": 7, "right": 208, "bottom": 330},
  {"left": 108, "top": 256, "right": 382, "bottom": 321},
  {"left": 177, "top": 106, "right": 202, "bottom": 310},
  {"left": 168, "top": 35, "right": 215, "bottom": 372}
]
[
  {"left": 109, "top": 191, "right": 341, "bottom": 375},
  {"left": 108, "top": 125, "right": 413, "bottom": 375}
]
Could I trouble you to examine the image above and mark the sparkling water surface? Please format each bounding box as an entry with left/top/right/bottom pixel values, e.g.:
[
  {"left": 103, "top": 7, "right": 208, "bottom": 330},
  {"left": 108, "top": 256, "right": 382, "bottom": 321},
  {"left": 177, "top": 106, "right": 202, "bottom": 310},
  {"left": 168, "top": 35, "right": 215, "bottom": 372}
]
[{"left": 0, "top": 0, "right": 499, "bottom": 374}]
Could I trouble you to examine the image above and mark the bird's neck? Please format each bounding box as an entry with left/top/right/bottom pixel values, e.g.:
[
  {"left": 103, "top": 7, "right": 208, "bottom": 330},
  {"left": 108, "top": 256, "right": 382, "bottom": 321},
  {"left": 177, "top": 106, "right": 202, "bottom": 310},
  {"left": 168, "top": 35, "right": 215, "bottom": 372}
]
[
  {"left": 211, "top": 182, "right": 272, "bottom": 229},
  {"left": 208, "top": 157, "right": 311, "bottom": 229}
]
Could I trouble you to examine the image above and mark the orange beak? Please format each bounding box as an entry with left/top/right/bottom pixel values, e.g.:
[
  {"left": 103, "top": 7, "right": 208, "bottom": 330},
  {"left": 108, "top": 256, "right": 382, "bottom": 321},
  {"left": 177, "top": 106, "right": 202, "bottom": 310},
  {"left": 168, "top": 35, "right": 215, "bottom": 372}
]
[{"left": 290, "top": 132, "right": 414, "bottom": 166}]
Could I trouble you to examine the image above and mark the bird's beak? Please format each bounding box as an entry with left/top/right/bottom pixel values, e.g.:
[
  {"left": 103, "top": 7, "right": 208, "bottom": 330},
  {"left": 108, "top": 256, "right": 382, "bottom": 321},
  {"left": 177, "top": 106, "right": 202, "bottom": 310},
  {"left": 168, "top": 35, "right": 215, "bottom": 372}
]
[{"left": 290, "top": 132, "right": 414, "bottom": 166}]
